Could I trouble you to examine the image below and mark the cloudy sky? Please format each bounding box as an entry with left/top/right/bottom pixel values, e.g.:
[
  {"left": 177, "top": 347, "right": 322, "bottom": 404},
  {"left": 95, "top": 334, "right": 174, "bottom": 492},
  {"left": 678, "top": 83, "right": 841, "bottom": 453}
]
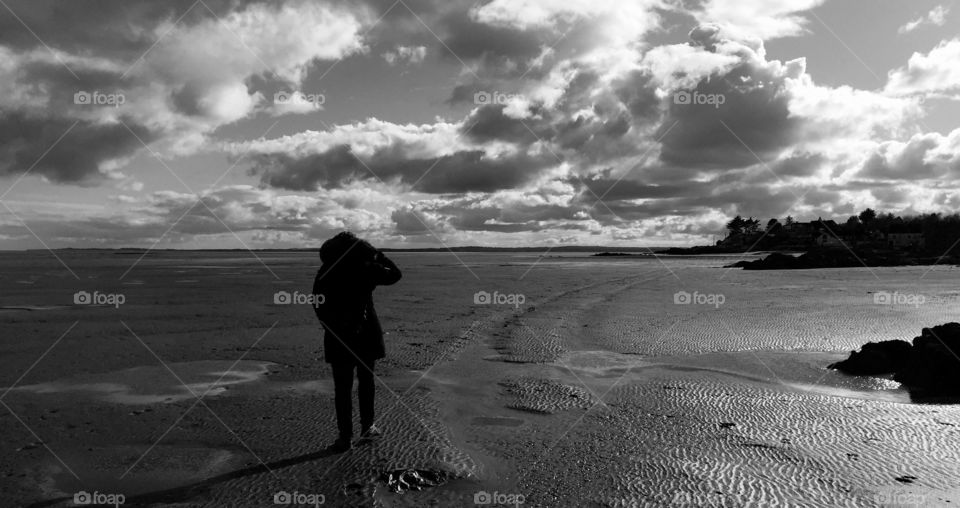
[{"left": 0, "top": 0, "right": 958, "bottom": 249}]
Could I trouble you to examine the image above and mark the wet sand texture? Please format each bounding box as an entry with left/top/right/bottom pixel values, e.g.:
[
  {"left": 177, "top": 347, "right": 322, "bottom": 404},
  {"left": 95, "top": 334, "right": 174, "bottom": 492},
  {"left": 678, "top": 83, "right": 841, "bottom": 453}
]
[{"left": 1, "top": 251, "right": 958, "bottom": 506}]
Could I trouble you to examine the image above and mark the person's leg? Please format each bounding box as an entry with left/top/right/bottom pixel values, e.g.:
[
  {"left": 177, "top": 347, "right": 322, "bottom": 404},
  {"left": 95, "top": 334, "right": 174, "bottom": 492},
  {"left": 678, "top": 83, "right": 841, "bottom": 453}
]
[
  {"left": 356, "top": 357, "right": 376, "bottom": 433},
  {"left": 331, "top": 362, "right": 356, "bottom": 439}
]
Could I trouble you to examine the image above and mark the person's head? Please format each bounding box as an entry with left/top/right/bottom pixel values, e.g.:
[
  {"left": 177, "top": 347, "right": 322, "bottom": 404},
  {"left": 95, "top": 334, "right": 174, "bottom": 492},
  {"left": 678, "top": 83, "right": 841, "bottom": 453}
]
[{"left": 319, "top": 231, "right": 377, "bottom": 265}]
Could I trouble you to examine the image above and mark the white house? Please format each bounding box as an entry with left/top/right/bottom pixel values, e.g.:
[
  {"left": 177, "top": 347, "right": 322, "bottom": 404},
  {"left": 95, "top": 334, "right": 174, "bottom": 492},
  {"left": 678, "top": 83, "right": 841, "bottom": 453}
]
[{"left": 815, "top": 231, "right": 847, "bottom": 248}]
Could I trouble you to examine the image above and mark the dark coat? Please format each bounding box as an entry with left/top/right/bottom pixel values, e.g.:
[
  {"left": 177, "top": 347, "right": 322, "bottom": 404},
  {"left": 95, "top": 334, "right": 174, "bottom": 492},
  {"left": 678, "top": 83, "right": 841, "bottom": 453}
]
[{"left": 312, "top": 252, "right": 401, "bottom": 363}]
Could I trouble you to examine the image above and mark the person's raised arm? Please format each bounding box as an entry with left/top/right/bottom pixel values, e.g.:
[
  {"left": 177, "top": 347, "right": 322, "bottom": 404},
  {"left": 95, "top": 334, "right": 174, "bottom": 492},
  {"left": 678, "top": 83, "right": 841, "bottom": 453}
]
[{"left": 367, "top": 251, "right": 401, "bottom": 286}]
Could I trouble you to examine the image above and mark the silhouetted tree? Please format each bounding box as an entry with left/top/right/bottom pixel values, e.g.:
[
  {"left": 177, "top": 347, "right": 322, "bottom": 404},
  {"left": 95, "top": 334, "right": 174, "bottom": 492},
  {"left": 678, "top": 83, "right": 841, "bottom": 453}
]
[{"left": 726, "top": 215, "right": 745, "bottom": 236}]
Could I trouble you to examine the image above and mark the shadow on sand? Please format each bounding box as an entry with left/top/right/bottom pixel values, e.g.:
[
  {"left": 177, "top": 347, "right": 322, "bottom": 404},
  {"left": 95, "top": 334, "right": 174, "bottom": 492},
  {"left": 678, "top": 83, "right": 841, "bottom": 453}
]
[{"left": 28, "top": 446, "right": 343, "bottom": 507}]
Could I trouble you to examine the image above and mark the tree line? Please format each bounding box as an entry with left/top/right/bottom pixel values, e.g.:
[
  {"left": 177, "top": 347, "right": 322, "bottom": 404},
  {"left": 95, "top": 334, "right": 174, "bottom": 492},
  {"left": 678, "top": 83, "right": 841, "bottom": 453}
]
[{"left": 724, "top": 208, "right": 960, "bottom": 254}]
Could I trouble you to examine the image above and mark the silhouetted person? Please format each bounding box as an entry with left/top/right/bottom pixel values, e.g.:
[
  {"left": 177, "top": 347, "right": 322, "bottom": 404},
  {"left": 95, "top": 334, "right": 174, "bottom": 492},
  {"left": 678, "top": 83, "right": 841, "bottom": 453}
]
[{"left": 312, "top": 232, "right": 401, "bottom": 452}]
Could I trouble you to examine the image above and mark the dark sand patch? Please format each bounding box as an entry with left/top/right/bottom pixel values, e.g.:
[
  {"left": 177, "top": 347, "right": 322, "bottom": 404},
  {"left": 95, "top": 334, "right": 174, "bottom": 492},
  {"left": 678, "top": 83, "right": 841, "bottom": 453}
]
[
  {"left": 499, "top": 377, "right": 594, "bottom": 414},
  {"left": 470, "top": 416, "right": 525, "bottom": 427}
]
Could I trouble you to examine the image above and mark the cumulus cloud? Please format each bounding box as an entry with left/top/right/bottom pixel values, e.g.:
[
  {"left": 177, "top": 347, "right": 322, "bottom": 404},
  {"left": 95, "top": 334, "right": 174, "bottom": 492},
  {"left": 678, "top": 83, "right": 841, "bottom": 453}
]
[
  {"left": 0, "top": 0, "right": 369, "bottom": 182},
  {"left": 470, "top": 0, "right": 663, "bottom": 47},
  {"left": 693, "top": 0, "right": 826, "bottom": 40},
  {"left": 227, "top": 18, "right": 936, "bottom": 243},
  {"left": 2, "top": 0, "right": 955, "bottom": 248},
  {"left": 227, "top": 117, "right": 559, "bottom": 193},
  {"left": 653, "top": 26, "right": 806, "bottom": 169},
  {"left": 858, "top": 128, "right": 960, "bottom": 181},
  {"left": 0, "top": 112, "right": 156, "bottom": 184},
  {"left": 246, "top": 145, "right": 558, "bottom": 194},
  {"left": 0, "top": 184, "right": 402, "bottom": 247},
  {"left": 439, "top": 0, "right": 663, "bottom": 81},
  {"left": 898, "top": 5, "right": 950, "bottom": 34},
  {"left": 383, "top": 45, "right": 427, "bottom": 65},
  {"left": 885, "top": 38, "right": 960, "bottom": 98}
]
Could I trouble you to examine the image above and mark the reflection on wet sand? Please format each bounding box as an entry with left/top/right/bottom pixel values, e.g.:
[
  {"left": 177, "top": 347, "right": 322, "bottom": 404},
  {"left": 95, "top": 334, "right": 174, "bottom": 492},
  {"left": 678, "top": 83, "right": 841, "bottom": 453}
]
[{"left": 5, "top": 361, "right": 275, "bottom": 404}]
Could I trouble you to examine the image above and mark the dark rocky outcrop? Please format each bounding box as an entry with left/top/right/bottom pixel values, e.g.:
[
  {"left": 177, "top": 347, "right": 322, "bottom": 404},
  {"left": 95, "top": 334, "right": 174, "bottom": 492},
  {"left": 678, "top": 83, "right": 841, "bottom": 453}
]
[
  {"left": 827, "top": 340, "right": 913, "bottom": 375},
  {"left": 727, "top": 252, "right": 801, "bottom": 269},
  {"left": 829, "top": 323, "right": 960, "bottom": 400},
  {"left": 726, "top": 248, "right": 956, "bottom": 270},
  {"left": 663, "top": 245, "right": 741, "bottom": 255},
  {"left": 894, "top": 323, "right": 960, "bottom": 399}
]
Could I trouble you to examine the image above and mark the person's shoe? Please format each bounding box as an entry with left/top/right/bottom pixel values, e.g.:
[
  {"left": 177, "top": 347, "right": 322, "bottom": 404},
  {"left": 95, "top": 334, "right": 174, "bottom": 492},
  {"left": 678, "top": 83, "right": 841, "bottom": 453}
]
[
  {"left": 360, "top": 424, "right": 382, "bottom": 439},
  {"left": 329, "top": 436, "right": 352, "bottom": 453}
]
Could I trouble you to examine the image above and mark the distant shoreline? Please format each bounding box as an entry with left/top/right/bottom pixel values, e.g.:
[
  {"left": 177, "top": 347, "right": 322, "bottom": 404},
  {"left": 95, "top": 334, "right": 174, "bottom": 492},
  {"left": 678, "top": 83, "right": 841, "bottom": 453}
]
[{"left": 11, "top": 246, "right": 672, "bottom": 254}]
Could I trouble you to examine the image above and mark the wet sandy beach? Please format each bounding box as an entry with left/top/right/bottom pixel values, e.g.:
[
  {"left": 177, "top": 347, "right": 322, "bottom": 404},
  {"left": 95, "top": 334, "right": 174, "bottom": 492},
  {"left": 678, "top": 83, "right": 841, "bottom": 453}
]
[{"left": 1, "top": 251, "right": 959, "bottom": 506}]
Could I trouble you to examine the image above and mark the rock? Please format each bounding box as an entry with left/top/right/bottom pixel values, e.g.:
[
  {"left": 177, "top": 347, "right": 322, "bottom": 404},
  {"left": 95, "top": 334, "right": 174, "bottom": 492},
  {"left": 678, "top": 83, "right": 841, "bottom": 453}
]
[
  {"left": 894, "top": 329, "right": 960, "bottom": 397},
  {"left": 728, "top": 252, "right": 802, "bottom": 270},
  {"left": 827, "top": 340, "right": 912, "bottom": 375},
  {"left": 916, "top": 322, "right": 960, "bottom": 353},
  {"left": 381, "top": 468, "right": 450, "bottom": 493},
  {"left": 829, "top": 322, "right": 960, "bottom": 399},
  {"left": 728, "top": 247, "right": 919, "bottom": 270}
]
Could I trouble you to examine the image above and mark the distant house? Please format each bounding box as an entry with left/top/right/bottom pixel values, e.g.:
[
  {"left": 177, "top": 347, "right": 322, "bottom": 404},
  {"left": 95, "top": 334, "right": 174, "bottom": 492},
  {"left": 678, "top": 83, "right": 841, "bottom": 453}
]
[
  {"left": 812, "top": 219, "right": 848, "bottom": 248},
  {"left": 782, "top": 222, "right": 814, "bottom": 243},
  {"left": 813, "top": 219, "right": 839, "bottom": 232},
  {"left": 814, "top": 230, "right": 864, "bottom": 247},
  {"left": 815, "top": 231, "right": 847, "bottom": 248},
  {"left": 886, "top": 232, "right": 925, "bottom": 250}
]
